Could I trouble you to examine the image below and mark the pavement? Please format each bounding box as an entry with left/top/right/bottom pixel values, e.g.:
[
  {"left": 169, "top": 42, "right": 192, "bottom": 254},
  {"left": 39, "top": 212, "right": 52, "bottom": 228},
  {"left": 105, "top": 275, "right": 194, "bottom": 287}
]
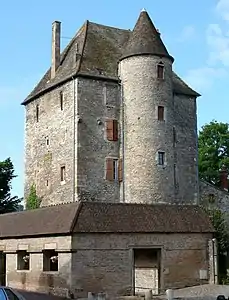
[{"left": 15, "top": 289, "right": 68, "bottom": 300}]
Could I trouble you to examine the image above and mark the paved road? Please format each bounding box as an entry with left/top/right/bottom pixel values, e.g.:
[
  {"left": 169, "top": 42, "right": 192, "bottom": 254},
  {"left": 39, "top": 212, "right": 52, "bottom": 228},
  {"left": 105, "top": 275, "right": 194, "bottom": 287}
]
[{"left": 16, "top": 289, "right": 68, "bottom": 300}]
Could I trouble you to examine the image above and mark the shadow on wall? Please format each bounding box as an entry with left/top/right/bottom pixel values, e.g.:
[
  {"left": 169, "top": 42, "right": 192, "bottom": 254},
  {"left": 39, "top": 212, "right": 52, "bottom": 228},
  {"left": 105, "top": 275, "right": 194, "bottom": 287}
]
[{"left": 8, "top": 260, "right": 72, "bottom": 299}]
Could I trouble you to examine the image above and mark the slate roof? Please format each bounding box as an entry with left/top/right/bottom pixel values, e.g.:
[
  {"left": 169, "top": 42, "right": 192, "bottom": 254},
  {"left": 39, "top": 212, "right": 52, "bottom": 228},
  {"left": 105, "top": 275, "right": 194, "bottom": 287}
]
[
  {"left": 121, "top": 10, "right": 173, "bottom": 61},
  {"left": 22, "top": 12, "right": 200, "bottom": 105},
  {"left": 0, "top": 202, "right": 213, "bottom": 239}
]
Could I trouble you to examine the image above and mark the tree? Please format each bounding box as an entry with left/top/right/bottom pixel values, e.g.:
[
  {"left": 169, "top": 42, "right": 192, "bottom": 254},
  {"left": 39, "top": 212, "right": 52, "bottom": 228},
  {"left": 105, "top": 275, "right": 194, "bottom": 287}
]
[
  {"left": 198, "top": 120, "right": 229, "bottom": 187},
  {"left": 26, "top": 183, "right": 41, "bottom": 210},
  {"left": 0, "top": 158, "right": 21, "bottom": 214},
  {"left": 203, "top": 207, "right": 229, "bottom": 283}
]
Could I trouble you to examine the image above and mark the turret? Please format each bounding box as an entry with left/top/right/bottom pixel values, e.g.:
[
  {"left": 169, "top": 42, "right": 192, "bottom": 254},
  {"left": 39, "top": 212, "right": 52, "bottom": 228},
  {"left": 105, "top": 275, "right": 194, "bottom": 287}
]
[{"left": 119, "top": 10, "right": 176, "bottom": 204}]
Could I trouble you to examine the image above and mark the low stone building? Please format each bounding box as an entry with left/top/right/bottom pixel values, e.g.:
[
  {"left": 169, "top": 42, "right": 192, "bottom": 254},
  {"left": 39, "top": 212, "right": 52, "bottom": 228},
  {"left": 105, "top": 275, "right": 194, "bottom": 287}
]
[{"left": 0, "top": 202, "right": 214, "bottom": 298}]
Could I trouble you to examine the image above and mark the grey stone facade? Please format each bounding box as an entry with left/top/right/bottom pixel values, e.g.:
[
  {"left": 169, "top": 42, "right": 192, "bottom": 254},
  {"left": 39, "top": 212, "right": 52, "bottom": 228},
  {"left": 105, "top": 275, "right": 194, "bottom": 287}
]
[
  {"left": 23, "top": 11, "right": 200, "bottom": 207},
  {"left": 0, "top": 232, "right": 212, "bottom": 298}
]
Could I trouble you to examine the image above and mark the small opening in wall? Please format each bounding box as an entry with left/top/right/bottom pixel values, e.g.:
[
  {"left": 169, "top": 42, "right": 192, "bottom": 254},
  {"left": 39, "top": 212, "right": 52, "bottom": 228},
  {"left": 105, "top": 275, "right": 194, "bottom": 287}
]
[
  {"left": 46, "top": 137, "right": 49, "bottom": 146},
  {"left": 158, "top": 106, "right": 164, "bottom": 121},
  {"left": 60, "top": 91, "right": 64, "bottom": 111},
  {"left": 60, "top": 166, "right": 66, "bottom": 182},
  {"left": 17, "top": 250, "right": 30, "bottom": 271},
  {"left": 157, "top": 62, "right": 164, "bottom": 79},
  {"left": 43, "top": 250, "right": 58, "bottom": 272},
  {"left": 36, "top": 105, "right": 39, "bottom": 122},
  {"left": 46, "top": 180, "right": 49, "bottom": 187},
  {"left": 158, "top": 151, "right": 165, "bottom": 166}
]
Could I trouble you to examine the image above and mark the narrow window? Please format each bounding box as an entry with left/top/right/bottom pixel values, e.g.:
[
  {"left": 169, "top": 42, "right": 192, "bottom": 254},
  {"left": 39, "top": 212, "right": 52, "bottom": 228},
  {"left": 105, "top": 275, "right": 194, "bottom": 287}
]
[
  {"left": 17, "top": 250, "right": 30, "bottom": 270},
  {"left": 157, "top": 62, "right": 164, "bottom": 79},
  {"left": 60, "top": 166, "right": 66, "bottom": 182},
  {"left": 46, "top": 137, "right": 49, "bottom": 146},
  {"left": 36, "top": 104, "right": 39, "bottom": 122},
  {"left": 43, "top": 250, "right": 58, "bottom": 272},
  {"left": 174, "top": 164, "right": 178, "bottom": 190},
  {"left": 46, "top": 180, "right": 49, "bottom": 186},
  {"left": 106, "top": 158, "right": 122, "bottom": 181},
  {"left": 158, "top": 106, "right": 164, "bottom": 121},
  {"left": 158, "top": 151, "right": 165, "bottom": 166},
  {"left": 60, "top": 91, "right": 63, "bottom": 111},
  {"left": 106, "top": 119, "right": 118, "bottom": 141},
  {"left": 173, "top": 126, "right": 177, "bottom": 147}
]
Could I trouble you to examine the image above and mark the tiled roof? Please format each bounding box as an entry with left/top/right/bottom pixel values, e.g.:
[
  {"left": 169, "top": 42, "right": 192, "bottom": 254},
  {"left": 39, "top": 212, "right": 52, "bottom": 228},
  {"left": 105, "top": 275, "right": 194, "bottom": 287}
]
[
  {"left": 120, "top": 10, "right": 173, "bottom": 61},
  {"left": 0, "top": 202, "right": 213, "bottom": 239},
  {"left": 22, "top": 12, "right": 200, "bottom": 105}
]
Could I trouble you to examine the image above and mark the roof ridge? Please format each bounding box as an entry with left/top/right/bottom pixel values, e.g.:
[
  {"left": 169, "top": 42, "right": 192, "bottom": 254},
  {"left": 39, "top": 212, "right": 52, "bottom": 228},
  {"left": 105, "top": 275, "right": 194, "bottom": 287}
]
[{"left": 88, "top": 21, "right": 130, "bottom": 32}]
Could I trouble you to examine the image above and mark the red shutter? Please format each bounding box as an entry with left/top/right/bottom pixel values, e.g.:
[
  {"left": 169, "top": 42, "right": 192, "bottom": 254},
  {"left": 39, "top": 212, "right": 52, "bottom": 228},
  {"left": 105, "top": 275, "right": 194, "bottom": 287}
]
[
  {"left": 118, "top": 158, "right": 123, "bottom": 182},
  {"left": 106, "top": 158, "right": 114, "bottom": 181},
  {"left": 106, "top": 120, "right": 114, "bottom": 141},
  {"left": 113, "top": 120, "right": 118, "bottom": 141}
]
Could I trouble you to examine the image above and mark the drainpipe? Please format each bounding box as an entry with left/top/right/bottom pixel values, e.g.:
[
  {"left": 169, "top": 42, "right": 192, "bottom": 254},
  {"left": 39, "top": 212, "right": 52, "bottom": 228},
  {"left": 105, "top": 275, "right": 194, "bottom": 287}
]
[
  {"left": 72, "top": 77, "right": 76, "bottom": 202},
  {"left": 212, "top": 238, "right": 218, "bottom": 284},
  {"left": 119, "top": 79, "right": 125, "bottom": 203}
]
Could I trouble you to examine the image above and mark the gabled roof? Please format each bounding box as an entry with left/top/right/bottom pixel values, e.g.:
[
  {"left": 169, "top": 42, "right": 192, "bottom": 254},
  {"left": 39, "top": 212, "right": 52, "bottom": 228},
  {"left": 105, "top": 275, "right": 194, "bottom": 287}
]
[
  {"left": 22, "top": 15, "right": 200, "bottom": 105},
  {"left": 120, "top": 10, "right": 173, "bottom": 62},
  {"left": 0, "top": 202, "right": 213, "bottom": 239}
]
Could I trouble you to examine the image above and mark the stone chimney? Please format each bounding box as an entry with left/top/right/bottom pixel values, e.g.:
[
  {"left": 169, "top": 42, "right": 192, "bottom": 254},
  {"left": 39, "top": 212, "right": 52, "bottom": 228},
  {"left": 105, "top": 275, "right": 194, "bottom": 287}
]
[
  {"left": 51, "top": 21, "right": 61, "bottom": 79},
  {"left": 219, "top": 166, "right": 228, "bottom": 191}
]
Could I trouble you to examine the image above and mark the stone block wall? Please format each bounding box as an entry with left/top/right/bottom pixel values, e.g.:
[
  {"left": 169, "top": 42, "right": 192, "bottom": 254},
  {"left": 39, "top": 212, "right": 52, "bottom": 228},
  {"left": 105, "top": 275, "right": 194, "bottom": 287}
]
[
  {"left": 71, "top": 233, "right": 212, "bottom": 298},
  {"left": 0, "top": 236, "right": 72, "bottom": 297}
]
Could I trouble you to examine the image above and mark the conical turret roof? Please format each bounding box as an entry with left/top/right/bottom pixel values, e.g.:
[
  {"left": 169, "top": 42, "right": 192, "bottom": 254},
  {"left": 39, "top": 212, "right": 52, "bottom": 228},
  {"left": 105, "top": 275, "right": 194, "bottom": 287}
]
[{"left": 120, "top": 10, "right": 174, "bottom": 62}]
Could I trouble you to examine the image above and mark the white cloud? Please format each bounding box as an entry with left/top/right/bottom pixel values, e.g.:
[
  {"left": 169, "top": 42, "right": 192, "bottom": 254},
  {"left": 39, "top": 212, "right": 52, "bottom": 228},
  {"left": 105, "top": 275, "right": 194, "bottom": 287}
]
[
  {"left": 183, "top": 1, "right": 229, "bottom": 91},
  {"left": 178, "top": 25, "right": 196, "bottom": 42},
  {"left": 216, "top": 0, "right": 229, "bottom": 21},
  {"left": 206, "top": 23, "right": 229, "bottom": 66},
  {"left": 184, "top": 67, "right": 227, "bottom": 91}
]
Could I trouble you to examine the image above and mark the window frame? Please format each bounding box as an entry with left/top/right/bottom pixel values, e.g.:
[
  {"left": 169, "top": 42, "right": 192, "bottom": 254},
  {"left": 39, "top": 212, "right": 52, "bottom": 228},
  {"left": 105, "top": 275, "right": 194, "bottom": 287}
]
[
  {"left": 158, "top": 151, "right": 165, "bottom": 166},
  {"left": 157, "top": 62, "right": 165, "bottom": 80},
  {"left": 42, "top": 250, "right": 58, "bottom": 272},
  {"left": 17, "top": 250, "right": 30, "bottom": 271},
  {"left": 157, "top": 106, "right": 164, "bottom": 121}
]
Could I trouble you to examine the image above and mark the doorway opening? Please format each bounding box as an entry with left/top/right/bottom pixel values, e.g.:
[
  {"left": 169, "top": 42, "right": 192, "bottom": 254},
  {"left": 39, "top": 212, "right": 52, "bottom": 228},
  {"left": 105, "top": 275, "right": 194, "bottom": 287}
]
[
  {"left": 0, "top": 252, "right": 6, "bottom": 286},
  {"left": 134, "top": 248, "right": 161, "bottom": 295}
]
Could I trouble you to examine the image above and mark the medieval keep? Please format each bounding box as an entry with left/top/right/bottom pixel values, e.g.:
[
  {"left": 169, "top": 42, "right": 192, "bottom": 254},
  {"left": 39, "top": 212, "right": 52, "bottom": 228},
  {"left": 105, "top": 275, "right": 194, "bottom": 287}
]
[{"left": 3, "top": 9, "right": 229, "bottom": 298}]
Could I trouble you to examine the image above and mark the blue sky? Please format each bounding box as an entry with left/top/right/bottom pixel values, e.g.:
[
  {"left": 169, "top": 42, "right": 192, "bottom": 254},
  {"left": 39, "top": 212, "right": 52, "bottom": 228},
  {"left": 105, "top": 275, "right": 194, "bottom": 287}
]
[{"left": 1, "top": 0, "right": 229, "bottom": 199}]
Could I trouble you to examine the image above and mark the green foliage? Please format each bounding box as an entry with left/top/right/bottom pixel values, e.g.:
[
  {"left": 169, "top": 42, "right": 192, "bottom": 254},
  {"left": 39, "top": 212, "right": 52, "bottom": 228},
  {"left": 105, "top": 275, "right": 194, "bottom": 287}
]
[
  {"left": 198, "top": 120, "right": 229, "bottom": 186},
  {"left": 26, "top": 183, "right": 41, "bottom": 210},
  {"left": 0, "top": 158, "right": 21, "bottom": 214},
  {"left": 203, "top": 206, "right": 229, "bottom": 283}
]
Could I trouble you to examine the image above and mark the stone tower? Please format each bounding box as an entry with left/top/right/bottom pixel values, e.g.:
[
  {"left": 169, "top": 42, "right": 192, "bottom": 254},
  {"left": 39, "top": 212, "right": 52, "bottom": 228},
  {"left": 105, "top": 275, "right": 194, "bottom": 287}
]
[{"left": 119, "top": 10, "right": 199, "bottom": 204}]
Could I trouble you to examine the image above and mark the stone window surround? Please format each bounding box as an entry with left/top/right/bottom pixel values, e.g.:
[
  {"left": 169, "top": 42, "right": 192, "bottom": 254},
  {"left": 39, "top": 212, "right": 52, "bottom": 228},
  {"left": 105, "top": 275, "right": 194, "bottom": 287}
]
[{"left": 157, "top": 62, "right": 165, "bottom": 80}]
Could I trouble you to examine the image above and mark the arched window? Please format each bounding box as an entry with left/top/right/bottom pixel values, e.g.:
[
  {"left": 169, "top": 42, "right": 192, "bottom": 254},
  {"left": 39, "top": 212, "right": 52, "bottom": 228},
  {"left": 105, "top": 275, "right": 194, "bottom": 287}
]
[{"left": 157, "top": 62, "right": 164, "bottom": 79}]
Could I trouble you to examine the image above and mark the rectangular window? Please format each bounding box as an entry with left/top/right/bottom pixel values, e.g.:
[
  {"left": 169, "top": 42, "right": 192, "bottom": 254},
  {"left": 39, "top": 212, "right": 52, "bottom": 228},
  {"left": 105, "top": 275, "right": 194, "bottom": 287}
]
[
  {"left": 60, "top": 91, "right": 63, "bottom": 111},
  {"left": 36, "top": 105, "right": 39, "bottom": 122},
  {"left": 43, "top": 250, "right": 58, "bottom": 272},
  {"left": 158, "top": 152, "right": 165, "bottom": 166},
  {"left": 17, "top": 250, "right": 30, "bottom": 271},
  {"left": 158, "top": 106, "right": 164, "bottom": 121},
  {"left": 157, "top": 64, "right": 164, "bottom": 79},
  {"left": 106, "top": 119, "right": 118, "bottom": 141},
  {"left": 60, "top": 166, "right": 66, "bottom": 182},
  {"left": 106, "top": 158, "right": 123, "bottom": 182}
]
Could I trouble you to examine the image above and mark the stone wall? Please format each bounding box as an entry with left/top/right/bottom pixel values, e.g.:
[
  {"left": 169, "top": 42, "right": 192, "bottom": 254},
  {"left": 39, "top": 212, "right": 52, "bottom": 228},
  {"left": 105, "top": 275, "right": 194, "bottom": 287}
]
[
  {"left": 119, "top": 55, "right": 175, "bottom": 204},
  {"left": 0, "top": 236, "right": 72, "bottom": 297},
  {"left": 24, "top": 80, "right": 76, "bottom": 207},
  {"left": 199, "top": 180, "right": 229, "bottom": 213},
  {"left": 77, "top": 77, "right": 121, "bottom": 202},
  {"left": 173, "top": 94, "right": 199, "bottom": 204},
  {"left": 71, "top": 232, "right": 212, "bottom": 298}
]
